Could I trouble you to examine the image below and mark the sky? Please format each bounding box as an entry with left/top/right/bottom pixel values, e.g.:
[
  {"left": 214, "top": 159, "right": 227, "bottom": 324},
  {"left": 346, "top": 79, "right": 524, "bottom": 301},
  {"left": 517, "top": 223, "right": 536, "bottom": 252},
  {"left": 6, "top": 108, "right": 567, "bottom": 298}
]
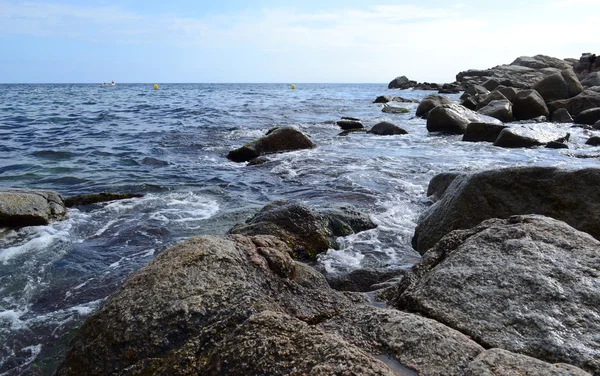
[{"left": 0, "top": 0, "right": 598, "bottom": 83}]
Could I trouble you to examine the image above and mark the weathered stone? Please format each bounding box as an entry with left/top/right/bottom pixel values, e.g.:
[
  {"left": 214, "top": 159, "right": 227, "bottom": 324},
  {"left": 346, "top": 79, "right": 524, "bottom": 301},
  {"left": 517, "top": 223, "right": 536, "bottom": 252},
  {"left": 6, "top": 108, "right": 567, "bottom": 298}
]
[
  {"left": 64, "top": 193, "right": 144, "bottom": 208},
  {"left": 465, "top": 348, "right": 592, "bottom": 376},
  {"left": 533, "top": 72, "right": 570, "bottom": 101},
  {"left": 227, "top": 126, "right": 315, "bottom": 162},
  {"left": 496, "top": 86, "right": 520, "bottom": 102},
  {"left": 481, "top": 78, "right": 500, "bottom": 91},
  {"left": 548, "top": 90, "right": 600, "bottom": 116},
  {"left": 477, "top": 99, "right": 513, "bottom": 122},
  {"left": 381, "top": 104, "right": 410, "bottom": 114},
  {"left": 412, "top": 167, "right": 600, "bottom": 254},
  {"left": 574, "top": 107, "right": 600, "bottom": 125},
  {"left": 337, "top": 119, "right": 364, "bottom": 130},
  {"left": 462, "top": 122, "right": 509, "bottom": 143},
  {"left": 325, "top": 268, "right": 403, "bottom": 292},
  {"left": 0, "top": 189, "right": 66, "bottom": 227},
  {"left": 460, "top": 85, "right": 490, "bottom": 101},
  {"left": 415, "top": 94, "right": 453, "bottom": 118},
  {"left": 512, "top": 89, "right": 550, "bottom": 120},
  {"left": 426, "top": 172, "right": 463, "bottom": 201},
  {"left": 369, "top": 121, "right": 408, "bottom": 135},
  {"left": 493, "top": 126, "right": 568, "bottom": 148},
  {"left": 426, "top": 104, "right": 502, "bottom": 134},
  {"left": 475, "top": 90, "right": 509, "bottom": 110},
  {"left": 581, "top": 72, "right": 600, "bottom": 87},
  {"left": 397, "top": 215, "right": 600, "bottom": 375},
  {"left": 551, "top": 108, "right": 573, "bottom": 123}
]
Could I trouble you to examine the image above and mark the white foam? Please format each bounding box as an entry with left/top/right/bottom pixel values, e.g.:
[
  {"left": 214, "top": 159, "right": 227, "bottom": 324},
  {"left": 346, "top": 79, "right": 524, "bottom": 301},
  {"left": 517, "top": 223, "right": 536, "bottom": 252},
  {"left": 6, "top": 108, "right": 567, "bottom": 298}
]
[
  {"left": 0, "top": 225, "right": 71, "bottom": 265},
  {"left": 92, "top": 219, "right": 118, "bottom": 237},
  {"left": 69, "top": 299, "right": 103, "bottom": 315},
  {"left": 0, "top": 309, "right": 26, "bottom": 329}
]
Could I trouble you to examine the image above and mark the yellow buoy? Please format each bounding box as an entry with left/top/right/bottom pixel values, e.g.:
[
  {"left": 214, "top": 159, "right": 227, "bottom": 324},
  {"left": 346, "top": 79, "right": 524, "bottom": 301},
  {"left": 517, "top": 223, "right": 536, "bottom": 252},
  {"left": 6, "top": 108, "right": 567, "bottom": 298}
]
[
  {"left": 153, "top": 83, "right": 159, "bottom": 90},
  {"left": 291, "top": 84, "right": 296, "bottom": 90}
]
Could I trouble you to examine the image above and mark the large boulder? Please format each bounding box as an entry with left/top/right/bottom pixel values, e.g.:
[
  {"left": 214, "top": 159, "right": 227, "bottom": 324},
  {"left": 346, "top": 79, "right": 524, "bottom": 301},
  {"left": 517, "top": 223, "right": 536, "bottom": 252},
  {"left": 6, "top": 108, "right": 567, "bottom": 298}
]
[
  {"left": 388, "top": 75, "right": 416, "bottom": 89},
  {"left": 462, "top": 122, "right": 509, "bottom": 143},
  {"left": 395, "top": 215, "right": 600, "bottom": 375},
  {"left": 493, "top": 126, "right": 568, "bottom": 148},
  {"left": 0, "top": 189, "right": 66, "bottom": 227},
  {"left": 581, "top": 72, "right": 600, "bottom": 87},
  {"left": 548, "top": 90, "right": 600, "bottom": 116},
  {"left": 532, "top": 68, "right": 583, "bottom": 102},
  {"left": 55, "top": 234, "right": 501, "bottom": 376},
  {"left": 369, "top": 121, "right": 408, "bottom": 135},
  {"left": 477, "top": 99, "right": 513, "bottom": 122},
  {"left": 512, "top": 89, "right": 550, "bottom": 120},
  {"left": 227, "top": 126, "right": 315, "bottom": 162},
  {"left": 415, "top": 94, "right": 453, "bottom": 118},
  {"left": 426, "top": 104, "right": 502, "bottom": 134},
  {"left": 412, "top": 167, "right": 600, "bottom": 254},
  {"left": 551, "top": 108, "right": 574, "bottom": 123},
  {"left": 574, "top": 107, "right": 600, "bottom": 125}
]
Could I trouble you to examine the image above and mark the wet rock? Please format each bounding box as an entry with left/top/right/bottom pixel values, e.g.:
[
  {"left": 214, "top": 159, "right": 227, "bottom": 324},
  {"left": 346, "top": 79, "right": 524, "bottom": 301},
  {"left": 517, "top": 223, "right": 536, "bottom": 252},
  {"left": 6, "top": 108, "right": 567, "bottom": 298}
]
[
  {"left": 64, "top": 193, "right": 144, "bottom": 208},
  {"left": 336, "top": 119, "right": 364, "bottom": 130},
  {"left": 585, "top": 136, "right": 600, "bottom": 146},
  {"left": 595, "top": 120, "right": 600, "bottom": 129},
  {"left": 462, "top": 122, "right": 509, "bottom": 143},
  {"left": 396, "top": 215, "right": 600, "bottom": 375},
  {"left": 369, "top": 121, "right": 408, "bottom": 135},
  {"left": 474, "top": 90, "right": 509, "bottom": 110},
  {"left": 493, "top": 126, "right": 568, "bottom": 148},
  {"left": 247, "top": 156, "right": 270, "bottom": 165},
  {"left": 574, "top": 107, "right": 600, "bottom": 125},
  {"left": 551, "top": 108, "right": 573, "bottom": 123},
  {"left": 533, "top": 68, "right": 583, "bottom": 102},
  {"left": 0, "top": 189, "right": 66, "bottom": 227},
  {"left": 227, "top": 126, "right": 315, "bottom": 162},
  {"left": 373, "top": 95, "right": 416, "bottom": 104},
  {"left": 465, "top": 348, "right": 592, "bottom": 376},
  {"left": 341, "top": 116, "right": 360, "bottom": 121},
  {"left": 426, "top": 104, "right": 502, "bottom": 134},
  {"left": 477, "top": 99, "right": 513, "bottom": 122},
  {"left": 388, "top": 75, "right": 417, "bottom": 89},
  {"left": 581, "top": 72, "right": 600, "bottom": 87},
  {"left": 411, "top": 167, "right": 600, "bottom": 254},
  {"left": 426, "top": 172, "right": 463, "bottom": 201},
  {"left": 415, "top": 94, "right": 453, "bottom": 118},
  {"left": 545, "top": 140, "right": 569, "bottom": 149},
  {"left": 326, "top": 268, "right": 403, "bottom": 292},
  {"left": 381, "top": 104, "right": 410, "bottom": 114},
  {"left": 512, "top": 89, "right": 549, "bottom": 121},
  {"left": 548, "top": 90, "right": 600, "bottom": 117},
  {"left": 317, "top": 205, "right": 377, "bottom": 239},
  {"left": 338, "top": 129, "right": 368, "bottom": 136}
]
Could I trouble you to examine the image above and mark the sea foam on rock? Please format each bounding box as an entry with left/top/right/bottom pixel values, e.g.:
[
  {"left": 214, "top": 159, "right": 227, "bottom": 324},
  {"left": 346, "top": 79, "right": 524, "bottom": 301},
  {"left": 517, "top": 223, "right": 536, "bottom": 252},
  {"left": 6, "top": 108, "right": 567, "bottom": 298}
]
[{"left": 227, "top": 126, "right": 315, "bottom": 162}]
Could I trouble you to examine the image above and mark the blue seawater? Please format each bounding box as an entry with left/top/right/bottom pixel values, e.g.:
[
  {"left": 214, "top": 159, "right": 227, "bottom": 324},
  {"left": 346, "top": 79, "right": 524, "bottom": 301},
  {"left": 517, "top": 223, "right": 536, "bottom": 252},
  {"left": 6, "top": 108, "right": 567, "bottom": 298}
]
[{"left": 0, "top": 83, "right": 597, "bottom": 375}]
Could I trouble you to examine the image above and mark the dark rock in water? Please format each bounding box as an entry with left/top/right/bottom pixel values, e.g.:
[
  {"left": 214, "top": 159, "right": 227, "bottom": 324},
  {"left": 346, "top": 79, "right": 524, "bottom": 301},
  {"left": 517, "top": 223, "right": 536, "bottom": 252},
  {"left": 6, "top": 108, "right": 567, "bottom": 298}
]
[
  {"left": 141, "top": 157, "right": 169, "bottom": 166},
  {"left": 595, "top": 119, "right": 600, "bottom": 129},
  {"left": 247, "top": 156, "right": 270, "bottom": 166},
  {"left": 477, "top": 99, "right": 513, "bottom": 122},
  {"left": 411, "top": 167, "right": 600, "bottom": 254},
  {"left": 426, "top": 172, "right": 463, "bottom": 201},
  {"left": 325, "top": 268, "right": 403, "bottom": 292},
  {"left": 465, "top": 348, "right": 591, "bottom": 376},
  {"left": 574, "top": 107, "right": 600, "bottom": 125},
  {"left": 0, "top": 189, "right": 66, "bottom": 227},
  {"left": 388, "top": 75, "right": 416, "bottom": 89},
  {"left": 585, "top": 136, "right": 600, "bottom": 146},
  {"left": 229, "top": 200, "right": 330, "bottom": 260},
  {"left": 427, "top": 104, "right": 502, "bottom": 134},
  {"left": 545, "top": 140, "right": 569, "bottom": 149},
  {"left": 337, "top": 119, "right": 364, "bottom": 130},
  {"left": 381, "top": 104, "right": 410, "bottom": 114},
  {"left": 338, "top": 129, "right": 368, "bottom": 136},
  {"left": 581, "top": 72, "right": 600, "bottom": 87},
  {"left": 548, "top": 89, "right": 600, "bottom": 117},
  {"left": 396, "top": 214, "right": 600, "bottom": 375},
  {"left": 368, "top": 121, "right": 408, "bottom": 135},
  {"left": 318, "top": 205, "right": 377, "bottom": 239},
  {"left": 532, "top": 68, "right": 583, "bottom": 102},
  {"left": 493, "top": 126, "right": 568, "bottom": 148},
  {"left": 512, "top": 89, "right": 549, "bottom": 120},
  {"left": 551, "top": 108, "right": 574, "bottom": 123},
  {"left": 416, "top": 94, "right": 453, "bottom": 118},
  {"left": 341, "top": 116, "right": 361, "bottom": 121},
  {"left": 64, "top": 193, "right": 144, "bottom": 207},
  {"left": 227, "top": 126, "right": 315, "bottom": 162},
  {"left": 462, "top": 122, "right": 509, "bottom": 143},
  {"left": 373, "top": 95, "right": 416, "bottom": 104}
]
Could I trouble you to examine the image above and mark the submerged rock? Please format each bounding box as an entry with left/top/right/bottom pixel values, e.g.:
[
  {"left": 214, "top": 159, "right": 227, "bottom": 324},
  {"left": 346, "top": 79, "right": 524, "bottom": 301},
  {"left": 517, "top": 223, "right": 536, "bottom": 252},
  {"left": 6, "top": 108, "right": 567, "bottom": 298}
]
[
  {"left": 412, "top": 167, "right": 600, "bottom": 254},
  {"left": 64, "top": 193, "right": 144, "bottom": 208},
  {"left": 395, "top": 215, "right": 600, "bottom": 375},
  {"left": 0, "top": 189, "right": 66, "bottom": 227},
  {"left": 369, "top": 121, "right": 408, "bottom": 135},
  {"left": 227, "top": 126, "right": 315, "bottom": 162}
]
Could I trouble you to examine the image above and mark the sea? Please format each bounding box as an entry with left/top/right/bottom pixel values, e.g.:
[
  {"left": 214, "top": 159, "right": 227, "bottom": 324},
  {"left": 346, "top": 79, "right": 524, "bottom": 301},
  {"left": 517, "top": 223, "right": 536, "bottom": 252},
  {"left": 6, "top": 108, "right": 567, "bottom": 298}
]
[{"left": 0, "top": 83, "right": 598, "bottom": 375}]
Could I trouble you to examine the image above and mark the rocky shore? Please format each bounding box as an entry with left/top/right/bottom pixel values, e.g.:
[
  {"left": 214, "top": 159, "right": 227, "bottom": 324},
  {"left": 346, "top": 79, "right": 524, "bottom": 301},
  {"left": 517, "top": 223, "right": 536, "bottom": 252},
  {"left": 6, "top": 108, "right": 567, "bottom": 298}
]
[{"left": 3, "top": 52, "right": 600, "bottom": 375}]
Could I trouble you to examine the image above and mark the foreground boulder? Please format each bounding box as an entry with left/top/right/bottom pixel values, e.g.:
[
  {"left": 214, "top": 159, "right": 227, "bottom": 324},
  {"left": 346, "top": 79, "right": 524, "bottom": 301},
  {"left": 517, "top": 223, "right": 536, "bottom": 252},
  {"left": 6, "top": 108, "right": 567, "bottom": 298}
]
[
  {"left": 395, "top": 215, "right": 600, "bottom": 375},
  {"left": 412, "top": 167, "right": 600, "bottom": 254},
  {"left": 227, "top": 126, "right": 315, "bottom": 162},
  {"left": 0, "top": 189, "right": 66, "bottom": 227},
  {"left": 415, "top": 94, "right": 453, "bottom": 118},
  {"left": 229, "top": 201, "right": 376, "bottom": 260},
  {"left": 55, "top": 234, "right": 499, "bottom": 376},
  {"left": 426, "top": 104, "right": 502, "bottom": 134}
]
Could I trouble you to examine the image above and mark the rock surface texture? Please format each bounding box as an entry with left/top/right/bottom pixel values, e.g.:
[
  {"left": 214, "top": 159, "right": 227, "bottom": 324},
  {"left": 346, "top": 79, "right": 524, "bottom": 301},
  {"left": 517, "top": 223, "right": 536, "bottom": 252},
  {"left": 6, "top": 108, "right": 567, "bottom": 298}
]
[{"left": 0, "top": 189, "right": 66, "bottom": 227}]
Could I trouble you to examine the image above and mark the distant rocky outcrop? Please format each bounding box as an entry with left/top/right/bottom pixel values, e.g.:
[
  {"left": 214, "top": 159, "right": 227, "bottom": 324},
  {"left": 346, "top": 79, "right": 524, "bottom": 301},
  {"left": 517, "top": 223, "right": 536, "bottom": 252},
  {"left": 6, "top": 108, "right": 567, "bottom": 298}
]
[
  {"left": 373, "top": 95, "right": 417, "bottom": 104},
  {"left": 227, "top": 126, "right": 315, "bottom": 162},
  {"left": 0, "top": 189, "right": 66, "bottom": 227},
  {"left": 394, "top": 214, "right": 600, "bottom": 375},
  {"left": 388, "top": 75, "right": 417, "bottom": 89}
]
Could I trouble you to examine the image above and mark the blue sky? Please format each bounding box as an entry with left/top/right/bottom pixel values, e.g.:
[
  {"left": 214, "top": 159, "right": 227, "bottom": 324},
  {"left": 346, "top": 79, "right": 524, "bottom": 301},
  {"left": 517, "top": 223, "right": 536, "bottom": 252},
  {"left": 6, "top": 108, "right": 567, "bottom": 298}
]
[{"left": 0, "top": 0, "right": 598, "bottom": 83}]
